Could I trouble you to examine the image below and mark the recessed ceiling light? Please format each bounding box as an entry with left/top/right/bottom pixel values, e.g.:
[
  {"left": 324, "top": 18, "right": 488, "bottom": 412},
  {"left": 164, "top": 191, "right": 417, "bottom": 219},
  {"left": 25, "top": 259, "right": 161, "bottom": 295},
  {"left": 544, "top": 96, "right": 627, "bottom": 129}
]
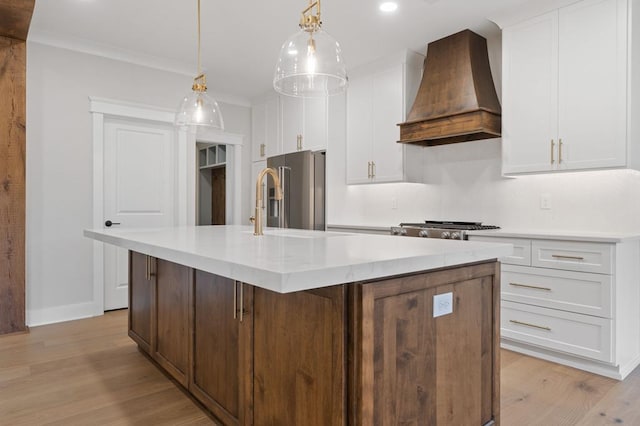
[{"left": 379, "top": 2, "right": 398, "bottom": 12}]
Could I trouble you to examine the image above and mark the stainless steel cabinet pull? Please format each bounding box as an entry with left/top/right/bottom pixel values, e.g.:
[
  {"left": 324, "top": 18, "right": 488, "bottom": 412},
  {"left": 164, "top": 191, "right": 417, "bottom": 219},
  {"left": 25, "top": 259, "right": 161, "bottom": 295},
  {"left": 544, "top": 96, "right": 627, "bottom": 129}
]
[
  {"left": 367, "top": 162, "right": 372, "bottom": 179},
  {"left": 260, "top": 143, "right": 265, "bottom": 157},
  {"left": 509, "top": 282, "right": 551, "bottom": 291},
  {"left": 558, "top": 139, "right": 563, "bottom": 164},
  {"left": 550, "top": 139, "right": 555, "bottom": 165},
  {"left": 296, "top": 135, "right": 302, "bottom": 151},
  {"left": 372, "top": 161, "right": 376, "bottom": 178},
  {"left": 145, "top": 256, "right": 149, "bottom": 280},
  {"left": 233, "top": 281, "right": 238, "bottom": 319},
  {"left": 509, "top": 319, "right": 551, "bottom": 331},
  {"left": 551, "top": 254, "right": 584, "bottom": 260}
]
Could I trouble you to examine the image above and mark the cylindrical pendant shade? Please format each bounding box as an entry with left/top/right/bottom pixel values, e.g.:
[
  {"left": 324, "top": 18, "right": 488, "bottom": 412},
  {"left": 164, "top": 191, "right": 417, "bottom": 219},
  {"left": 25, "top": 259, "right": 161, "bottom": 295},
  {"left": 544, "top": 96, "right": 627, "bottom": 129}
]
[
  {"left": 274, "top": 28, "right": 348, "bottom": 97},
  {"left": 175, "top": 90, "right": 224, "bottom": 129}
]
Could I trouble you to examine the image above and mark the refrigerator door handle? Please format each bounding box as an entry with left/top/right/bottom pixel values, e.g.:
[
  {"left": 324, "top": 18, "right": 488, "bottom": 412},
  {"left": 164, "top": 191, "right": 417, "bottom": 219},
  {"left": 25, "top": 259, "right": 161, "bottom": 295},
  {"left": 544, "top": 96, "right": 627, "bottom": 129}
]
[{"left": 278, "top": 166, "right": 291, "bottom": 228}]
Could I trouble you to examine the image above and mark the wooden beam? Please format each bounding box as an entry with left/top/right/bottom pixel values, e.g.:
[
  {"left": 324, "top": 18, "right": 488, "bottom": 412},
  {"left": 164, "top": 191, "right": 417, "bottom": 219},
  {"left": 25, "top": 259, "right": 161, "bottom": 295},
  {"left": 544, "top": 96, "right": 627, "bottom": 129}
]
[
  {"left": 0, "top": 0, "right": 34, "bottom": 335},
  {"left": 0, "top": 0, "right": 35, "bottom": 41}
]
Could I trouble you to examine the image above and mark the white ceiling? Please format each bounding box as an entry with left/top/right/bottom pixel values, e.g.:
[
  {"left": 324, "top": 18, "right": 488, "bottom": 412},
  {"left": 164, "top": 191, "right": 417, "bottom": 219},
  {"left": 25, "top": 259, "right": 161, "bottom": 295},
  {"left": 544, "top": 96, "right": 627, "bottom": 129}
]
[{"left": 29, "top": 0, "right": 531, "bottom": 102}]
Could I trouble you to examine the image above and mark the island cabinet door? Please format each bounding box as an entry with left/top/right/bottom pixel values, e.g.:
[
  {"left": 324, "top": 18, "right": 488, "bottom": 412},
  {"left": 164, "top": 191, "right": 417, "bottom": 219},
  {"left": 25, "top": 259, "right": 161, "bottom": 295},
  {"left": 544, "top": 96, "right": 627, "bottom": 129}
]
[
  {"left": 128, "top": 251, "right": 155, "bottom": 354},
  {"left": 190, "top": 271, "right": 254, "bottom": 426},
  {"left": 352, "top": 262, "right": 500, "bottom": 426},
  {"left": 252, "top": 285, "right": 346, "bottom": 426},
  {"left": 153, "top": 259, "right": 192, "bottom": 387}
]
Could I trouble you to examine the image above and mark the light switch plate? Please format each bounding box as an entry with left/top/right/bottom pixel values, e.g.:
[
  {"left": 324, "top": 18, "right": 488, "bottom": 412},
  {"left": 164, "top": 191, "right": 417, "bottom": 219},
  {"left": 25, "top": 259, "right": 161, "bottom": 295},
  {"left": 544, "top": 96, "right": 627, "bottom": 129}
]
[{"left": 433, "top": 292, "right": 453, "bottom": 317}]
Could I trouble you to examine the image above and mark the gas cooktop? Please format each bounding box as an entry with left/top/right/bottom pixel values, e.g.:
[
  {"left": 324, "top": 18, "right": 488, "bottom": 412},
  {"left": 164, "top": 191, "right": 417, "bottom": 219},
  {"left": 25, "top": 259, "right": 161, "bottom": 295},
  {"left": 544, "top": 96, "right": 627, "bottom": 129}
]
[
  {"left": 391, "top": 221, "right": 500, "bottom": 240},
  {"left": 400, "top": 221, "right": 501, "bottom": 231}
]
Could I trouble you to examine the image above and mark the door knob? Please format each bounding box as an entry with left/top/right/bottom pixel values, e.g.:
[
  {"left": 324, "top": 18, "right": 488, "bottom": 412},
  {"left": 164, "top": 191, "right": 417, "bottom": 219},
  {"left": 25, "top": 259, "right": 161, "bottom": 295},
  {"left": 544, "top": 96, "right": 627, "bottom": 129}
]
[{"left": 105, "top": 220, "right": 121, "bottom": 227}]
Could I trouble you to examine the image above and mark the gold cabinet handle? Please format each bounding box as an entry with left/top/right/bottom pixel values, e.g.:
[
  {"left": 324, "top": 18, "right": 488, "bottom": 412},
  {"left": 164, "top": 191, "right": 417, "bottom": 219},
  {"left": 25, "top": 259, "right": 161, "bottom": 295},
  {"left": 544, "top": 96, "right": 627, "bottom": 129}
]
[
  {"left": 550, "top": 139, "right": 555, "bottom": 164},
  {"left": 509, "top": 282, "right": 552, "bottom": 291},
  {"left": 233, "top": 281, "right": 238, "bottom": 319},
  {"left": 239, "top": 282, "right": 244, "bottom": 323},
  {"left": 509, "top": 319, "right": 551, "bottom": 331},
  {"left": 260, "top": 143, "right": 265, "bottom": 157},
  {"left": 551, "top": 254, "right": 584, "bottom": 260},
  {"left": 558, "top": 138, "right": 563, "bottom": 164},
  {"left": 145, "top": 255, "right": 155, "bottom": 280}
]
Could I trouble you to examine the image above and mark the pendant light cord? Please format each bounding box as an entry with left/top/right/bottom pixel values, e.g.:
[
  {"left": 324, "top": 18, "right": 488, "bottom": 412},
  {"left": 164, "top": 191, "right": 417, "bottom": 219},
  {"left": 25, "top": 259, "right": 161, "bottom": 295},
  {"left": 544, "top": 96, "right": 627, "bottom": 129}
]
[{"left": 197, "top": 0, "right": 201, "bottom": 76}]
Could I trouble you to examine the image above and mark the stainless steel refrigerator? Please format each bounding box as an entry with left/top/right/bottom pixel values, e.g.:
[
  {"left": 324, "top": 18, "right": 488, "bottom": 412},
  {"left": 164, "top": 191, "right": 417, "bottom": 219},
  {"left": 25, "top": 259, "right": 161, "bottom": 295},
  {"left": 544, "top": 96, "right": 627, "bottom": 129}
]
[{"left": 266, "top": 150, "right": 325, "bottom": 231}]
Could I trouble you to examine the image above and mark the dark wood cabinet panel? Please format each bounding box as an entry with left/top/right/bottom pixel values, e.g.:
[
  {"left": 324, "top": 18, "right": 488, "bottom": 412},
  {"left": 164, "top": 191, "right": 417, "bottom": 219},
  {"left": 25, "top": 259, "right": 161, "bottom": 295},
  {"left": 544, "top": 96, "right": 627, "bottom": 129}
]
[
  {"left": 127, "top": 250, "right": 499, "bottom": 426},
  {"left": 253, "top": 286, "right": 346, "bottom": 426},
  {"left": 355, "top": 262, "right": 500, "bottom": 426},
  {"left": 128, "top": 251, "right": 154, "bottom": 353},
  {"left": 154, "top": 259, "right": 191, "bottom": 386},
  {"left": 191, "top": 271, "right": 253, "bottom": 426}
]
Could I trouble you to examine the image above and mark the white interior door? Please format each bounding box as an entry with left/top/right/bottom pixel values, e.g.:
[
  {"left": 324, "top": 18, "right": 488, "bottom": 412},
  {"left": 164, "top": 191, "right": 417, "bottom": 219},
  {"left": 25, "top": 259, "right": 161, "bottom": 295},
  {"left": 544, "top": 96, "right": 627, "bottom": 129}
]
[{"left": 103, "top": 118, "right": 176, "bottom": 310}]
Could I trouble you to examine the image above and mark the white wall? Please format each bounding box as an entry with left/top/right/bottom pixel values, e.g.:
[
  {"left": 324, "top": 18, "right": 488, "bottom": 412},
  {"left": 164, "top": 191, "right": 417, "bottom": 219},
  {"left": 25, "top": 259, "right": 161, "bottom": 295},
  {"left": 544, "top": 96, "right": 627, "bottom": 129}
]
[
  {"left": 327, "top": 32, "right": 640, "bottom": 234},
  {"left": 26, "top": 41, "right": 251, "bottom": 325}
]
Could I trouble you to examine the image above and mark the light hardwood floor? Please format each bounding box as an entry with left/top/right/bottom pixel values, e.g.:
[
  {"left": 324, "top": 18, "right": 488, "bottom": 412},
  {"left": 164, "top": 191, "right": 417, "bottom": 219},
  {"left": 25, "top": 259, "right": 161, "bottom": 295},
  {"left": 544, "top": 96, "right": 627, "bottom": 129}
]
[{"left": 1, "top": 310, "right": 639, "bottom": 425}]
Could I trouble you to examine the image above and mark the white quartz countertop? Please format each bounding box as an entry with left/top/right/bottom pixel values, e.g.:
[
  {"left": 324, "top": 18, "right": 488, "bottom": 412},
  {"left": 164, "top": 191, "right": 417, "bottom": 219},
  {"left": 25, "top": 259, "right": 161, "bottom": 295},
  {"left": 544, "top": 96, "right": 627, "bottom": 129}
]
[
  {"left": 84, "top": 225, "right": 513, "bottom": 294},
  {"left": 468, "top": 228, "right": 640, "bottom": 243}
]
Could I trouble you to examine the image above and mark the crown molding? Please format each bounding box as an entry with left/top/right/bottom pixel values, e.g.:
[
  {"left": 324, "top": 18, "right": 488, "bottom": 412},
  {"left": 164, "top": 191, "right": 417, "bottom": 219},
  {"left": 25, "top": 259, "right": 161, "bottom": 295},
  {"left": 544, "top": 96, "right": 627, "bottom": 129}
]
[
  {"left": 489, "top": 0, "right": 582, "bottom": 28},
  {"left": 28, "top": 30, "right": 251, "bottom": 107}
]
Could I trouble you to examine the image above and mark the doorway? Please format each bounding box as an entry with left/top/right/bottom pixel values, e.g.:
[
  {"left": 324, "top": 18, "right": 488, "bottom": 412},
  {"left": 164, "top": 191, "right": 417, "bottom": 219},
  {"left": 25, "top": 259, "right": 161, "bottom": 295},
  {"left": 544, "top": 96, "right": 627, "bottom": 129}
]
[{"left": 197, "top": 143, "right": 227, "bottom": 225}]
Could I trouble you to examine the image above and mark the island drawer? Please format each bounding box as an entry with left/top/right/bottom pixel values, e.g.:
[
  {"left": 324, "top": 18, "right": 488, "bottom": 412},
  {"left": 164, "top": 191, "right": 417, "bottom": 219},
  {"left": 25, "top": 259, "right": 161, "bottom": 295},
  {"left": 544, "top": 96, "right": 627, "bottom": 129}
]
[
  {"left": 531, "top": 240, "right": 613, "bottom": 274},
  {"left": 502, "top": 265, "right": 612, "bottom": 318},
  {"left": 468, "top": 236, "right": 531, "bottom": 266},
  {"left": 501, "top": 301, "right": 613, "bottom": 363}
]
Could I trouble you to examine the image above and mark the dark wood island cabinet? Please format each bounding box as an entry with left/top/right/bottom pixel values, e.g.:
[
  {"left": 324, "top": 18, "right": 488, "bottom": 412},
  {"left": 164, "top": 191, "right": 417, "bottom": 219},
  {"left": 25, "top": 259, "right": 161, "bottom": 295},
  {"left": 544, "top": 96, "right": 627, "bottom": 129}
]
[{"left": 128, "top": 250, "right": 500, "bottom": 426}]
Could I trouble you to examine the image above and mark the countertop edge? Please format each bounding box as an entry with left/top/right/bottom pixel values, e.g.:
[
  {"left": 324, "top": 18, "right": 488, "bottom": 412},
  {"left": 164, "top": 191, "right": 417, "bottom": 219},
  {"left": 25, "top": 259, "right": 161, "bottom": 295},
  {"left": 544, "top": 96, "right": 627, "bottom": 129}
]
[
  {"left": 467, "top": 229, "right": 640, "bottom": 243},
  {"left": 85, "top": 228, "right": 513, "bottom": 294}
]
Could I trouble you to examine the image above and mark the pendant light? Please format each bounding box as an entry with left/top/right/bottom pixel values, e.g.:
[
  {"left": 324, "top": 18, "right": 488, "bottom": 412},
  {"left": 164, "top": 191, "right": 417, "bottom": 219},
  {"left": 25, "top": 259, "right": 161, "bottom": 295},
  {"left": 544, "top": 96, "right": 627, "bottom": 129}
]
[
  {"left": 273, "top": 0, "right": 348, "bottom": 98},
  {"left": 175, "top": 0, "right": 224, "bottom": 129}
]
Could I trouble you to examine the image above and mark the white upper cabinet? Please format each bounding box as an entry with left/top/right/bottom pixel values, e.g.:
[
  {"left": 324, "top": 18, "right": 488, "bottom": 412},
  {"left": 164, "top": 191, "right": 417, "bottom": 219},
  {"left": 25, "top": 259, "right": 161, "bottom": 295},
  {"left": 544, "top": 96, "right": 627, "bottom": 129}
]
[
  {"left": 251, "top": 96, "right": 280, "bottom": 162},
  {"left": 252, "top": 93, "right": 331, "bottom": 161},
  {"left": 346, "top": 50, "right": 425, "bottom": 184},
  {"left": 281, "top": 96, "right": 328, "bottom": 154},
  {"left": 502, "top": 0, "right": 629, "bottom": 174}
]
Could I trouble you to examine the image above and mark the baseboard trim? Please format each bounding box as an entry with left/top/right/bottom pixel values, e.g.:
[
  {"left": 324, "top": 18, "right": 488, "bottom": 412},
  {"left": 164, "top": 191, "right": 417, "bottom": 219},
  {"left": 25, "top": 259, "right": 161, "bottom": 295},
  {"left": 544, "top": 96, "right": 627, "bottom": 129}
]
[
  {"left": 27, "top": 302, "right": 103, "bottom": 327},
  {"left": 501, "top": 338, "right": 640, "bottom": 380}
]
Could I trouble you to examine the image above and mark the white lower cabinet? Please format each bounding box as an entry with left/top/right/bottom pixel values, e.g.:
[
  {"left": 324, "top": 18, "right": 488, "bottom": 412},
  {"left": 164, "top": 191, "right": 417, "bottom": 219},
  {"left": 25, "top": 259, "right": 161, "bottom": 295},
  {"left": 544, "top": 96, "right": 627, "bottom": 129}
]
[
  {"left": 469, "top": 233, "right": 640, "bottom": 379},
  {"left": 502, "top": 300, "right": 613, "bottom": 363}
]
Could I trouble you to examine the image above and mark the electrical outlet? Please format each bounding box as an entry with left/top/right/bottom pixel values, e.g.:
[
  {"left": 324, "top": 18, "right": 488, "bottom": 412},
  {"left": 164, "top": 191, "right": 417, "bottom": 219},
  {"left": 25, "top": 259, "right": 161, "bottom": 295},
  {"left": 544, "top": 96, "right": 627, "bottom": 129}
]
[
  {"left": 540, "top": 193, "right": 552, "bottom": 210},
  {"left": 433, "top": 292, "right": 453, "bottom": 317}
]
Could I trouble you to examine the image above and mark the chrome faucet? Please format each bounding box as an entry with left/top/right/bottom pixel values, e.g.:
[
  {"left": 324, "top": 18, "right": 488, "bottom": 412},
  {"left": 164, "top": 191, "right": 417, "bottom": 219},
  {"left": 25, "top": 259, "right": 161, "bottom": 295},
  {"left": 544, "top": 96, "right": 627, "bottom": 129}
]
[{"left": 252, "top": 167, "right": 283, "bottom": 236}]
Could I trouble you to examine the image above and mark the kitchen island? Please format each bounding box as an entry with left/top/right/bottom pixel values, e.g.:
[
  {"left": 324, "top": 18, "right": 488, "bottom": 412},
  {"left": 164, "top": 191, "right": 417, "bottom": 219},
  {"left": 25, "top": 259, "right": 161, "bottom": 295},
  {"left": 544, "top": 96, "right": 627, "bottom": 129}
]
[{"left": 85, "top": 225, "right": 512, "bottom": 426}]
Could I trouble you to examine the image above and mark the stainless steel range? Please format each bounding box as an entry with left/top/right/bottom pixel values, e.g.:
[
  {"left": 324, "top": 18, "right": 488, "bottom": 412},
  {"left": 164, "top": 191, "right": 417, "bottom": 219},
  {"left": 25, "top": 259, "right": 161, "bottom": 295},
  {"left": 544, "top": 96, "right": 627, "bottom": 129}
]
[{"left": 390, "top": 221, "right": 500, "bottom": 240}]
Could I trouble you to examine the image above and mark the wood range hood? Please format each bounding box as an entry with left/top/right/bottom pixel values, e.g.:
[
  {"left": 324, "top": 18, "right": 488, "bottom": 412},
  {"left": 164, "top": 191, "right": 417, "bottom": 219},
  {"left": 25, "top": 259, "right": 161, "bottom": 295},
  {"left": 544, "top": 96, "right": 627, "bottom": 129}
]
[{"left": 398, "top": 29, "right": 501, "bottom": 147}]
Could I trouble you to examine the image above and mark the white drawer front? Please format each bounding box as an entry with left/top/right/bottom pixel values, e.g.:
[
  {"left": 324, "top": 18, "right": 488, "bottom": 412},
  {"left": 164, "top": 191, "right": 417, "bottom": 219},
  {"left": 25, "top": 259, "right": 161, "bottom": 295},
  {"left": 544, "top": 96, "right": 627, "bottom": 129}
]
[
  {"left": 531, "top": 240, "right": 613, "bottom": 274},
  {"left": 502, "top": 301, "right": 613, "bottom": 363},
  {"left": 502, "top": 265, "right": 612, "bottom": 318},
  {"left": 468, "top": 236, "right": 531, "bottom": 266}
]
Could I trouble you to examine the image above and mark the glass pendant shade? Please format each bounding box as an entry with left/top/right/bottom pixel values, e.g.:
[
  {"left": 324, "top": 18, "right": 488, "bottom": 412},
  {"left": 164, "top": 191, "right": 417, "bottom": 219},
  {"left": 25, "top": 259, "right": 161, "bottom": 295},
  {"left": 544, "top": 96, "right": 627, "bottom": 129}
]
[
  {"left": 175, "top": 89, "right": 224, "bottom": 129},
  {"left": 274, "top": 28, "right": 347, "bottom": 97}
]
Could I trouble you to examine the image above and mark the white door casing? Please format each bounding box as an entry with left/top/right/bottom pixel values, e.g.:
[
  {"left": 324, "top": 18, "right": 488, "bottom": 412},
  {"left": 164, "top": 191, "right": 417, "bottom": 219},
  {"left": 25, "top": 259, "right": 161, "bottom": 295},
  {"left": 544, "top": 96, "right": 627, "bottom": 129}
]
[
  {"left": 103, "top": 119, "right": 176, "bottom": 309},
  {"left": 90, "top": 97, "right": 244, "bottom": 315}
]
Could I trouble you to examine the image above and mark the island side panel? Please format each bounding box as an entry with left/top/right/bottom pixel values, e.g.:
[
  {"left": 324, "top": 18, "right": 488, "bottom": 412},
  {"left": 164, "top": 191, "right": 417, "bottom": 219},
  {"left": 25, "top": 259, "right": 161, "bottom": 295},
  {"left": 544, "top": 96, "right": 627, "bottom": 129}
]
[
  {"left": 354, "top": 261, "right": 500, "bottom": 426},
  {"left": 252, "top": 285, "right": 346, "bottom": 426}
]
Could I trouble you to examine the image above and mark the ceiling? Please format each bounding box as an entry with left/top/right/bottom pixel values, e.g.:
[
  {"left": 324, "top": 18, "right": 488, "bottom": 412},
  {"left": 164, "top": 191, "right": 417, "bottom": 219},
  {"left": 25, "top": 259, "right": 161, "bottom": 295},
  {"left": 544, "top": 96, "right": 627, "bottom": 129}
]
[{"left": 28, "top": 0, "right": 530, "bottom": 102}]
